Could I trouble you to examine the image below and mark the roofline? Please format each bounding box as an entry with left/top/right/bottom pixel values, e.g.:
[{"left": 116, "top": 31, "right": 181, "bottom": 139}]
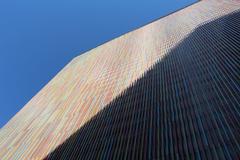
[{"left": 72, "top": 0, "right": 200, "bottom": 60}]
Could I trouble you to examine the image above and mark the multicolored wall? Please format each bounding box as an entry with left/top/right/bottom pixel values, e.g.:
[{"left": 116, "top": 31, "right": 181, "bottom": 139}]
[{"left": 0, "top": 0, "right": 240, "bottom": 159}]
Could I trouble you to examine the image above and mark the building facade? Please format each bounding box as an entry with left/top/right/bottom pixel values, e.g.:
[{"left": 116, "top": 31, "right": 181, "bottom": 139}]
[{"left": 0, "top": 0, "right": 240, "bottom": 159}]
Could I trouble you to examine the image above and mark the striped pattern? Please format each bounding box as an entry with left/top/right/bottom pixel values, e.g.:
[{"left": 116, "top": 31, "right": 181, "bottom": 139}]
[{"left": 0, "top": 0, "right": 240, "bottom": 159}]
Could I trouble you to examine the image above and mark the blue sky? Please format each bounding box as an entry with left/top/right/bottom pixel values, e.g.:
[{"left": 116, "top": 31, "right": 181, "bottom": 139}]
[{"left": 0, "top": 0, "right": 196, "bottom": 128}]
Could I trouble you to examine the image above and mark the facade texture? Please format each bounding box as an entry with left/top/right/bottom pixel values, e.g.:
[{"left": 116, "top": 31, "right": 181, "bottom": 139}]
[{"left": 0, "top": 0, "right": 240, "bottom": 159}]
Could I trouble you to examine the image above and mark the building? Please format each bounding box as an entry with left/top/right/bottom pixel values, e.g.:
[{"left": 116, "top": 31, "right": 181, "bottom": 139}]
[{"left": 0, "top": 0, "right": 240, "bottom": 159}]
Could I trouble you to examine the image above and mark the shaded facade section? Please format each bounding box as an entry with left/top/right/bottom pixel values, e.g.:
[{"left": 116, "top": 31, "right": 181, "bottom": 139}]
[{"left": 45, "top": 10, "right": 240, "bottom": 159}]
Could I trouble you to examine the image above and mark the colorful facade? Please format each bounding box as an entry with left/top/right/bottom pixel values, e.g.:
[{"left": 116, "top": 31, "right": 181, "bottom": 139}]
[{"left": 0, "top": 0, "right": 240, "bottom": 159}]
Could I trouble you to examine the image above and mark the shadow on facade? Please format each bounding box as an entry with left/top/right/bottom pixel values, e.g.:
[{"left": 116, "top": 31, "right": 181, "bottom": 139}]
[{"left": 44, "top": 10, "right": 240, "bottom": 159}]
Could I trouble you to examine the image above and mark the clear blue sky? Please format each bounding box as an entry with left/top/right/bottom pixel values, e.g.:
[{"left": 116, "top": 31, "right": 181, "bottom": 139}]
[{"left": 0, "top": 0, "right": 197, "bottom": 128}]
